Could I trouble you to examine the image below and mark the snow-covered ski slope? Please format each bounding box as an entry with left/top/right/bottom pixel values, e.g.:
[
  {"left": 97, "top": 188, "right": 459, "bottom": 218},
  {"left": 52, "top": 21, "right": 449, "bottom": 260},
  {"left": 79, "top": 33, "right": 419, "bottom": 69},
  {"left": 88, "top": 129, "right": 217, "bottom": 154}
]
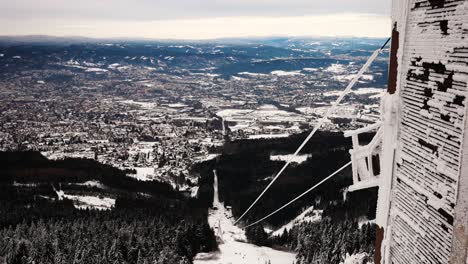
[
  {"left": 271, "top": 206, "right": 322, "bottom": 237},
  {"left": 194, "top": 170, "right": 296, "bottom": 264}
]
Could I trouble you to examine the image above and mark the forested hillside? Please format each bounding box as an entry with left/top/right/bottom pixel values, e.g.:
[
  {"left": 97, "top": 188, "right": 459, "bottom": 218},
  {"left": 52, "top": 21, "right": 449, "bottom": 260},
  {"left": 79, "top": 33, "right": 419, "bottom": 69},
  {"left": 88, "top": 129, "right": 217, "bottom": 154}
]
[
  {"left": 0, "top": 152, "right": 217, "bottom": 264},
  {"left": 0, "top": 129, "right": 381, "bottom": 264},
  {"left": 203, "top": 131, "right": 379, "bottom": 263},
  {"left": 216, "top": 131, "right": 377, "bottom": 226}
]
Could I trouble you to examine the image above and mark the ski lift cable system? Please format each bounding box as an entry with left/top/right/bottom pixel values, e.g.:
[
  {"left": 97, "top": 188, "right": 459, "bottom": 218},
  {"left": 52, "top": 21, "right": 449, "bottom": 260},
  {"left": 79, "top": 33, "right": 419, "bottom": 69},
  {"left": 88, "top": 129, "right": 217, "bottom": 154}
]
[
  {"left": 242, "top": 161, "right": 352, "bottom": 229},
  {"left": 235, "top": 37, "right": 391, "bottom": 227}
]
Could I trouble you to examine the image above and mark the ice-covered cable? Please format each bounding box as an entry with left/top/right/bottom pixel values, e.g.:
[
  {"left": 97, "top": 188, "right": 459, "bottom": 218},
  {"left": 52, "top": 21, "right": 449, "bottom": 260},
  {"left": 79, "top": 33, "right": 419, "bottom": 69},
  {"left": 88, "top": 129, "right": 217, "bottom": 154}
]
[
  {"left": 234, "top": 38, "right": 390, "bottom": 225},
  {"left": 242, "top": 161, "right": 351, "bottom": 229}
]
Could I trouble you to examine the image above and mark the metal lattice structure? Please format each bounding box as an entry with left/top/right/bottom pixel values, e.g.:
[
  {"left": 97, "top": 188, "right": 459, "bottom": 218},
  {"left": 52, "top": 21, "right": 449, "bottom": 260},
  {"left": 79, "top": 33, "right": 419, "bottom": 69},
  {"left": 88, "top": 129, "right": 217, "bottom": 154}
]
[{"left": 344, "top": 122, "right": 383, "bottom": 192}]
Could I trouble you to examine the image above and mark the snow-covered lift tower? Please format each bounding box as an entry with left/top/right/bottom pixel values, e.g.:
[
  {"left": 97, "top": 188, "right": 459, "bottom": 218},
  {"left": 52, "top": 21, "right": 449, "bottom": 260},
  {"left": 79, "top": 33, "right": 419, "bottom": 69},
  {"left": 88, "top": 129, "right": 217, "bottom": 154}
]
[{"left": 346, "top": 0, "right": 468, "bottom": 263}]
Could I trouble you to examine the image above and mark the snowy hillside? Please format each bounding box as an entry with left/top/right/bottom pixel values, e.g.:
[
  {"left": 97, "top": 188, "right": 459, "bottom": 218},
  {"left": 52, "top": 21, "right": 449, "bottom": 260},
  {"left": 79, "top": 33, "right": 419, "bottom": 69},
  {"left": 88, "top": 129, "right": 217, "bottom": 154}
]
[
  {"left": 194, "top": 170, "right": 296, "bottom": 264},
  {"left": 271, "top": 206, "right": 322, "bottom": 237}
]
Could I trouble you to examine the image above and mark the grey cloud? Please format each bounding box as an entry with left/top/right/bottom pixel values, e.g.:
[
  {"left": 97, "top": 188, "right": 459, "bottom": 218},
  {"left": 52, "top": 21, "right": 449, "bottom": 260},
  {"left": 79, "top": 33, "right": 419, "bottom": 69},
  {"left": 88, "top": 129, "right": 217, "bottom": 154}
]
[{"left": 1, "top": 0, "right": 390, "bottom": 21}]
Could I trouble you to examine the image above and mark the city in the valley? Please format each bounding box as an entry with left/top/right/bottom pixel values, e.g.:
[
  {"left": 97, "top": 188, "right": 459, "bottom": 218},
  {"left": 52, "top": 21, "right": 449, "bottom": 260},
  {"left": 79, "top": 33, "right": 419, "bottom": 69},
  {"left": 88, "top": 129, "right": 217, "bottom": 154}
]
[{"left": 0, "top": 37, "right": 388, "bottom": 194}]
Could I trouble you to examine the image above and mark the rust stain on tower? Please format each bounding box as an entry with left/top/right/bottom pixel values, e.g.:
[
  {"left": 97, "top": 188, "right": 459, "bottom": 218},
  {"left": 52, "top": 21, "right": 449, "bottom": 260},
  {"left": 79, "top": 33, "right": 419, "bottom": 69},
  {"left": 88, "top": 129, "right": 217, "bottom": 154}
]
[
  {"left": 374, "top": 226, "right": 384, "bottom": 264},
  {"left": 387, "top": 23, "right": 399, "bottom": 95}
]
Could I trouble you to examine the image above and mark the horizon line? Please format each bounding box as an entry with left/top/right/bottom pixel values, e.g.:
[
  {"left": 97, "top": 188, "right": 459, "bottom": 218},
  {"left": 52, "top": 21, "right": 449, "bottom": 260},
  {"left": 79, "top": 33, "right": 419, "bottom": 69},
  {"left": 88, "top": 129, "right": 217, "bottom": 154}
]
[{"left": 0, "top": 34, "right": 390, "bottom": 43}]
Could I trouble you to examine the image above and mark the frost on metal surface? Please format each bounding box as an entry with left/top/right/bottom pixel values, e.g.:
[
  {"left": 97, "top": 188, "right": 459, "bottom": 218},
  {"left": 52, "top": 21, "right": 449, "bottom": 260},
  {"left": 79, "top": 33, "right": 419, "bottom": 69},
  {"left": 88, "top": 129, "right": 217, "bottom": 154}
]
[
  {"left": 344, "top": 122, "right": 383, "bottom": 192},
  {"left": 389, "top": 0, "right": 468, "bottom": 263}
]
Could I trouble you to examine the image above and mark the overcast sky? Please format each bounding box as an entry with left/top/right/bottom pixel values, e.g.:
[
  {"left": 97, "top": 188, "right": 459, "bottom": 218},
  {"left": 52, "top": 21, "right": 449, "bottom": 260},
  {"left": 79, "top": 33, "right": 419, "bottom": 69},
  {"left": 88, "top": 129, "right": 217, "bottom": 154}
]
[{"left": 0, "top": 0, "right": 391, "bottom": 39}]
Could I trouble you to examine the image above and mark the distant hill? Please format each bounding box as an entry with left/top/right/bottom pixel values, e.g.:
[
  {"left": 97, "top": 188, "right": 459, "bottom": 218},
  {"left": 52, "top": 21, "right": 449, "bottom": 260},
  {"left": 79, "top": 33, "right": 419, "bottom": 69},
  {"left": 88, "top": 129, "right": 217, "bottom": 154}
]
[{"left": 0, "top": 36, "right": 389, "bottom": 80}]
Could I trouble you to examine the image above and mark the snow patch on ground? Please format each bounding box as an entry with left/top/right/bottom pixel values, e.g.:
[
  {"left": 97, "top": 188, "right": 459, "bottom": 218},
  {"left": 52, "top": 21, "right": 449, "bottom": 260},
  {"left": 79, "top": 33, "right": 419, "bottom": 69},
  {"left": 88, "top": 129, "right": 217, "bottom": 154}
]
[
  {"left": 323, "top": 90, "right": 343, "bottom": 97},
  {"left": 271, "top": 70, "right": 303, "bottom": 76},
  {"left": 257, "top": 104, "right": 277, "bottom": 110},
  {"left": 191, "top": 186, "right": 199, "bottom": 198},
  {"left": 13, "top": 182, "right": 38, "bottom": 187},
  {"left": 271, "top": 206, "right": 322, "bottom": 237},
  {"left": 108, "top": 63, "right": 120, "bottom": 69},
  {"left": 131, "top": 167, "right": 156, "bottom": 181},
  {"left": 85, "top": 67, "right": 108, "bottom": 73},
  {"left": 358, "top": 217, "right": 376, "bottom": 228},
  {"left": 215, "top": 105, "right": 303, "bottom": 138},
  {"left": 369, "top": 93, "right": 384, "bottom": 99},
  {"left": 194, "top": 170, "right": 296, "bottom": 264},
  {"left": 41, "top": 151, "right": 95, "bottom": 160},
  {"left": 194, "top": 154, "right": 220, "bottom": 163},
  {"left": 76, "top": 180, "right": 106, "bottom": 189},
  {"left": 231, "top": 76, "right": 247, "bottom": 81},
  {"left": 55, "top": 189, "right": 115, "bottom": 210},
  {"left": 270, "top": 154, "right": 312, "bottom": 164},
  {"left": 341, "top": 252, "right": 371, "bottom": 264},
  {"left": 238, "top": 72, "right": 269, "bottom": 77},
  {"left": 217, "top": 109, "right": 253, "bottom": 118},
  {"left": 216, "top": 105, "right": 305, "bottom": 131},
  {"left": 249, "top": 133, "right": 291, "bottom": 139},
  {"left": 119, "top": 100, "right": 157, "bottom": 110},
  {"left": 64, "top": 195, "right": 115, "bottom": 210},
  {"left": 334, "top": 74, "right": 374, "bottom": 81},
  {"left": 325, "top": 63, "right": 347, "bottom": 74},
  {"left": 167, "top": 103, "right": 189, "bottom": 108},
  {"left": 353, "top": 88, "right": 385, "bottom": 95}
]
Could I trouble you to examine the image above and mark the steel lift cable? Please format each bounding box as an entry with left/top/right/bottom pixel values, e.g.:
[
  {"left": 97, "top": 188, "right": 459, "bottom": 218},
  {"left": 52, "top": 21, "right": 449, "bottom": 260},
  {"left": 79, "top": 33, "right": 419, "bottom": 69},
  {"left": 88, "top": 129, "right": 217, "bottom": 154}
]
[
  {"left": 234, "top": 37, "right": 391, "bottom": 225},
  {"left": 242, "top": 161, "right": 352, "bottom": 228}
]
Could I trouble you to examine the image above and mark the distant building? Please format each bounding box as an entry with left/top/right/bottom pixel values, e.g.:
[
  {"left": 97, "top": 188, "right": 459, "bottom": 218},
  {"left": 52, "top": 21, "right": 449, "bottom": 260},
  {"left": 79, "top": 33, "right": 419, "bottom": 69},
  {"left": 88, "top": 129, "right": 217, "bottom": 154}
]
[{"left": 347, "top": 0, "right": 468, "bottom": 263}]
